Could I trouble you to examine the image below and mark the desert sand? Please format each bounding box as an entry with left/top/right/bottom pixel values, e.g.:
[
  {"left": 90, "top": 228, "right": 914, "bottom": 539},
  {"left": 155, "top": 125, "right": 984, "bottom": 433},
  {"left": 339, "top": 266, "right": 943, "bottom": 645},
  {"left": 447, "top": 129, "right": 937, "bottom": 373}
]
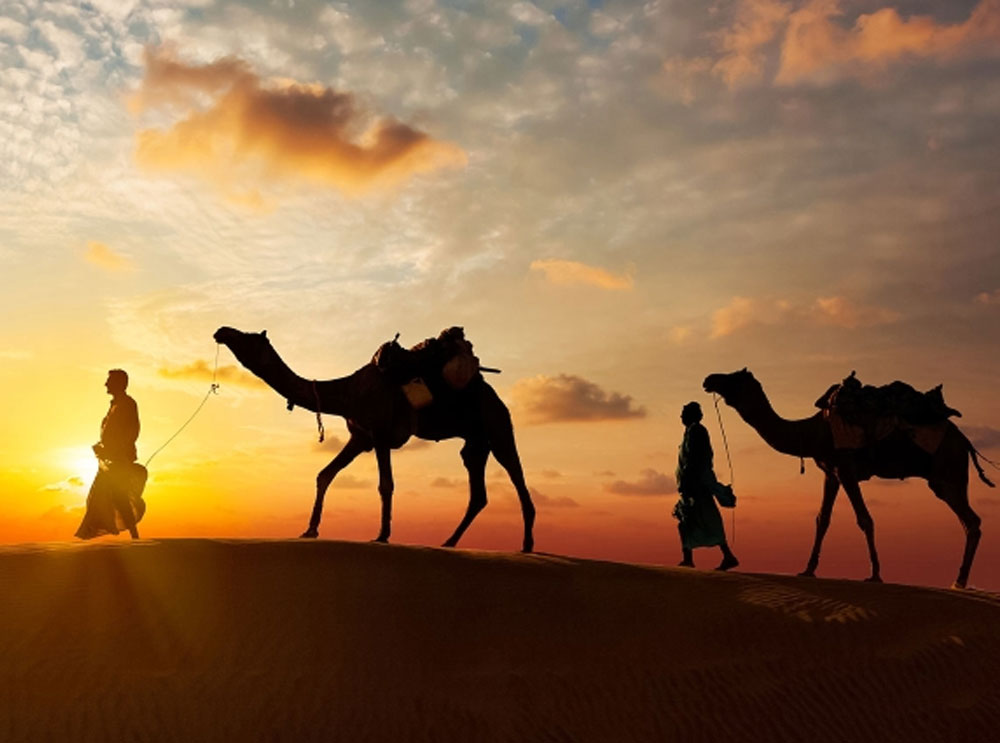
[{"left": 0, "top": 539, "right": 997, "bottom": 742}]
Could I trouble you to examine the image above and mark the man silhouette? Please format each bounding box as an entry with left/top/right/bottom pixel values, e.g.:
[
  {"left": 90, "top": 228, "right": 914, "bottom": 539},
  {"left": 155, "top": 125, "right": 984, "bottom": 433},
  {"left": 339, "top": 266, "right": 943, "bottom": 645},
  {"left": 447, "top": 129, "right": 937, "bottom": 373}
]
[
  {"left": 75, "top": 369, "right": 144, "bottom": 540},
  {"left": 673, "top": 401, "right": 738, "bottom": 570}
]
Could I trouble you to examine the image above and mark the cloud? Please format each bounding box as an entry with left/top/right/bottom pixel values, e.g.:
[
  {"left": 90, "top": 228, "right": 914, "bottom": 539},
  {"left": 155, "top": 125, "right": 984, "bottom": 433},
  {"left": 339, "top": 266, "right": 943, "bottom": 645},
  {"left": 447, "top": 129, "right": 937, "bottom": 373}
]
[
  {"left": 0, "top": 349, "right": 32, "bottom": 361},
  {"left": 975, "top": 289, "right": 1000, "bottom": 305},
  {"left": 710, "top": 295, "right": 899, "bottom": 337},
  {"left": 512, "top": 374, "right": 646, "bottom": 423},
  {"left": 671, "top": 1, "right": 1000, "bottom": 91},
  {"left": 40, "top": 476, "right": 86, "bottom": 493},
  {"left": 776, "top": 0, "right": 1000, "bottom": 85},
  {"left": 85, "top": 241, "right": 135, "bottom": 272},
  {"left": 131, "top": 45, "right": 467, "bottom": 200},
  {"left": 811, "top": 296, "right": 901, "bottom": 328},
  {"left": 965, "top": 425, "right": 1000, "bottom": 451},
  {"left": 311, "top": 435, "right": 348, "bottom": 453},
  {"left": 529, "top": 259, "right": 634, "bottom": 290},
  {"left": 712, "top": 0, "right": 790, "bottom": 87},
  {"left": 158, "top": 360, "right": 270, "bottom": 390},
  {"left": 530, "top": 488, "right": 579, "bottom": 508},
  {"left": 605, "top": 469, "right": 677, "bottom": 496},
  {"left": 711, "top": 296, "right": 792, "bottom": 338}
]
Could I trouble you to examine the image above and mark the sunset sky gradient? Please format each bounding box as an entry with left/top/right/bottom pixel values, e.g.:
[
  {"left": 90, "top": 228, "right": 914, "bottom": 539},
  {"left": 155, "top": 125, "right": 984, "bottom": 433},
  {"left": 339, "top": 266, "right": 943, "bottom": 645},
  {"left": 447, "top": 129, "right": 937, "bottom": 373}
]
[{"left": 2, "top": 0, "right": 999, "bottom": 589}]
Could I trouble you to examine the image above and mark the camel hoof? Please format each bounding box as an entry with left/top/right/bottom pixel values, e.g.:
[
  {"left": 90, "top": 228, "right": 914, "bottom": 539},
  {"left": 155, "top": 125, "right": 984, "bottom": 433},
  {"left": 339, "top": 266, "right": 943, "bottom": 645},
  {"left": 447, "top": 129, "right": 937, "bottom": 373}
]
[
  {"left": 797, "top": 570, "right": 816, "bottom": 578},
  {"left": 300, "top": 529, "right": 318, "bottom": 539},
  {"left": 522, "top": 538, "right": 534, "bottom": 554},
  {"left": 441, "top": 539, "right": 457, "bottom": 548},
  {"left": 864, "top": 575, "right": 883, "bottom": 583},
  {"left": 372, "top": 536, "right": 389, "bottom": 544},
  {"left": 950, "top": 581, "right": 968, "bottom": 590}
]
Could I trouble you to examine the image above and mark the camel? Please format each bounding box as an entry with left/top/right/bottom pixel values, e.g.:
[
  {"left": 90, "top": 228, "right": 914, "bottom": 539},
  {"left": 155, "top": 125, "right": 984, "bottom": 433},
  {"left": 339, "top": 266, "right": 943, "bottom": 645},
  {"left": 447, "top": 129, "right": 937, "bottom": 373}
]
[
  {"left": 213, "top": 327, "right": 535, "bottom": 552},
  {"left": 703, "top": 369, "right": 995, "bottom": 588}
]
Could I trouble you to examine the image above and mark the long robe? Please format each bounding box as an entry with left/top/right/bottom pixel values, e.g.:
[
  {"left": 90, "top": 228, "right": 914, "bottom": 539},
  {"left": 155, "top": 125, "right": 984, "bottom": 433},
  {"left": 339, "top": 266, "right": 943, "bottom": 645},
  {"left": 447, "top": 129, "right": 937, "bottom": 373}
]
[
  {"left": 75, "top": 394, "right": 146, "bottom": 539},
  {"left": 673, "top": 422, "right": 726, "bottom": 549}
]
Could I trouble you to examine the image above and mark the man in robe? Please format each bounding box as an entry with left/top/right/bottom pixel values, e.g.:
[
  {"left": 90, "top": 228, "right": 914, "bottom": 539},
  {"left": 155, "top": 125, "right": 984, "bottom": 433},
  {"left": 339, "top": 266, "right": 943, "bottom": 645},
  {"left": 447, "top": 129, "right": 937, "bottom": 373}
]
[
  {"left": 673, "top": 401, "right": 738, "bottom": 570},
  {"left": 75, "top": 369, "right": 145, "bottom": 540}
]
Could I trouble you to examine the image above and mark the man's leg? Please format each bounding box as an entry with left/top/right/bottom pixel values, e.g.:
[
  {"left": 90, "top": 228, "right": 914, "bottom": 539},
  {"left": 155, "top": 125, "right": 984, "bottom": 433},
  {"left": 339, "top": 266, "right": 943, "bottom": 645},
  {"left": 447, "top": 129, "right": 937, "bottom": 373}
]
[{"left": 716, "top": 541, "right": 739, "bottom": 571}]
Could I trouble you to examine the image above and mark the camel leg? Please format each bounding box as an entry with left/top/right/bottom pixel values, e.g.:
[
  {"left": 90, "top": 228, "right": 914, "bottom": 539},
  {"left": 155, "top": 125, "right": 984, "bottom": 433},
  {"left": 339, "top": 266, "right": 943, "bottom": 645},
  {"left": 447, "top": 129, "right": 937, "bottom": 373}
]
[
  {"left": 491, "top": 438, "right": 536, "bottom": 553},
  {"left": 373, "top": 446, "right": 394, "bottom": 543},
  {"left": 800, "top": 473, "right": 840, "bottom": 577},
  {"left": 442, "top": 441, "right": 489, "bottom": 548},
  {"left": 931, "top": 481, "right": 981, "bottom": 589},
  {"left": 840, "top": 476, "right": 881, "bottom": 583},
  {"left": 301, "top": 434, "right": 370, "bottom": 538}
]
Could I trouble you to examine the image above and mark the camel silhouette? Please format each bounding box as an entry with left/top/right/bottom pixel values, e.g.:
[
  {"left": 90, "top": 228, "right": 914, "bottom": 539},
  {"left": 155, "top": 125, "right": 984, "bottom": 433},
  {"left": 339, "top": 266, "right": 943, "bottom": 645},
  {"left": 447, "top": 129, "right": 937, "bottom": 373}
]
[
  {"left": 214, "top": 327, "right": 536, "bottom": 552},
  {"left": 703, "top": 369, "right": 994, "bottom": 589}
]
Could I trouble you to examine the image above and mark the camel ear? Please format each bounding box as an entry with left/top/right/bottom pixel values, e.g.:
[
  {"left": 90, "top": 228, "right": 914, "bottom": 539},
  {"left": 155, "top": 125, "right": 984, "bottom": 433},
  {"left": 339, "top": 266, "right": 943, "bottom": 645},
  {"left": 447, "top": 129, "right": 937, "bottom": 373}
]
[
  {"left": 261, "top": 330, "right": 267, "bottom": 338},
  {"left": 740, "top": 367, "right": 747, "bottom": 373}
]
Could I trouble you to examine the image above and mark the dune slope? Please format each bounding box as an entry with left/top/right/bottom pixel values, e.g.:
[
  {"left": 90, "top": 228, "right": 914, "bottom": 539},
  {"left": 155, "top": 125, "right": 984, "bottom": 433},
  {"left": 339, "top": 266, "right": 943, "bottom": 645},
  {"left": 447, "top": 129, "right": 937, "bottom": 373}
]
[{"left": 0, "top": 539, "right": 997, "bottom": 742}]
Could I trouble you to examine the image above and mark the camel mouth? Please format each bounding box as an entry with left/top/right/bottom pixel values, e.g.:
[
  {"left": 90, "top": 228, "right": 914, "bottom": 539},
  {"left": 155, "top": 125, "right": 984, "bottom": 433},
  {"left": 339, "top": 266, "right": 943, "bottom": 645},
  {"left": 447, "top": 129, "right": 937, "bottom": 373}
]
[{"left": 213, "top": 326, "right": 238, "bottom": 344}]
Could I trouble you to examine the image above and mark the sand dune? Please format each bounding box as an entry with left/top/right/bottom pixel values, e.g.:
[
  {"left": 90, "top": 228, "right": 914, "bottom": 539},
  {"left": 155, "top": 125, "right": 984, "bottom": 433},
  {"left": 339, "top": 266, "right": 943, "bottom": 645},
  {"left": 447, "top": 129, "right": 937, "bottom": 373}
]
[{"left": 0, "top": 539, "right": 997, "bottom": 742}]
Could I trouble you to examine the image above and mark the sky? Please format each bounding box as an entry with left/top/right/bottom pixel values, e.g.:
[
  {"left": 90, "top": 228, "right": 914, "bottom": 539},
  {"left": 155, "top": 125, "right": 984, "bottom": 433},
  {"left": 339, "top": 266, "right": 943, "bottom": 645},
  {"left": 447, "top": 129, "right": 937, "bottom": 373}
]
[{"left": 1, "top": 0, "right": 999, "bottom": 589}]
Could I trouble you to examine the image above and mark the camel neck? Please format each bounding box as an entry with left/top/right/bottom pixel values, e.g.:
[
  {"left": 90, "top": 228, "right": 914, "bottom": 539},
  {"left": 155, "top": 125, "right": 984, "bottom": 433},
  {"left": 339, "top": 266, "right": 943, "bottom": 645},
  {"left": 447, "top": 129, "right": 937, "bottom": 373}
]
[
  {"left": 251, "top": 348, "right": 355, "bottom": 417},
  {"left": 733, "top": 388, "right": 823, "bottom": 458}
]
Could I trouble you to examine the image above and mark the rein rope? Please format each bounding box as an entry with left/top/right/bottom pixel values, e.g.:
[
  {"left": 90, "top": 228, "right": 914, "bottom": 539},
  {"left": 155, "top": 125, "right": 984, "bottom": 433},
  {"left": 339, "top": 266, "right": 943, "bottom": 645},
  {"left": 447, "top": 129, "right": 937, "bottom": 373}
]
[
  {"left": 144, "top": 343, "right": 221, "bottom": 468},
  {"left": 311, "top": 380, "right": 325, "bottom": 443},
  {"left": 712, "top": 392, "right": 736, "bottom": 546}
]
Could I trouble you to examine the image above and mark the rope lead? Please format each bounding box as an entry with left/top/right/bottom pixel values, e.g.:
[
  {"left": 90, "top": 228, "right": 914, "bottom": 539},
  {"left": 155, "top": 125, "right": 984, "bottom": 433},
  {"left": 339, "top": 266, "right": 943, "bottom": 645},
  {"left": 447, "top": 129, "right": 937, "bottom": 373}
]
[{"left": 144, "top": 343, "right": 221, "bottom": 468}]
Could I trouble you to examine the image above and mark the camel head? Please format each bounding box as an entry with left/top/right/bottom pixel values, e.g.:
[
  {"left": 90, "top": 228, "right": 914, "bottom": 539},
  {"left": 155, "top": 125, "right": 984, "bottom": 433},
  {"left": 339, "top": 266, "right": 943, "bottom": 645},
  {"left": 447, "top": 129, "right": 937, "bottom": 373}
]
[
  {"left": 703, "top": 368, "right": 760, "bottom": 408},
  {"left": 213, "top": 326, "right": 275, "bottom": 374}
]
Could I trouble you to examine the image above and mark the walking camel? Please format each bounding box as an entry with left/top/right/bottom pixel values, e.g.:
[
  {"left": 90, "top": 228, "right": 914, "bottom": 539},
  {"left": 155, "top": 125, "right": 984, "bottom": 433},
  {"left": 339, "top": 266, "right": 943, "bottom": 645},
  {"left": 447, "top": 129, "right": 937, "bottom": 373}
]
[
  {"left": 213, "top": 327, "right": 536, "bottom": 552},
  {"left": 703, "top": 369, "right": 994, "bottom": 588}
]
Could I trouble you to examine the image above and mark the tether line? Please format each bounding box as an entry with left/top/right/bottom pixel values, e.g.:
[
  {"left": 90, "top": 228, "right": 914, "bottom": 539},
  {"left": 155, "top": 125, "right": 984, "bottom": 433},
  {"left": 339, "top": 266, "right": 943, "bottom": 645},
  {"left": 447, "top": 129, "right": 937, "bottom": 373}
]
[
  {"left": 144, "top": 343, "right": 221, "bottom": 468},
  {"left": 713, "top": 392, "right": 736, "bottom": 546}
]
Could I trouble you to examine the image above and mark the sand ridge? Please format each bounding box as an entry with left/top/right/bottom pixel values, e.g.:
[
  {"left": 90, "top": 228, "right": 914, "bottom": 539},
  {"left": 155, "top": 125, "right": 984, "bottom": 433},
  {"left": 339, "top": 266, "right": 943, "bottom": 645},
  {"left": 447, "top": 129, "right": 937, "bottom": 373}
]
[{"left": 0, "top": 538, "right": 997, "bottom": 742}]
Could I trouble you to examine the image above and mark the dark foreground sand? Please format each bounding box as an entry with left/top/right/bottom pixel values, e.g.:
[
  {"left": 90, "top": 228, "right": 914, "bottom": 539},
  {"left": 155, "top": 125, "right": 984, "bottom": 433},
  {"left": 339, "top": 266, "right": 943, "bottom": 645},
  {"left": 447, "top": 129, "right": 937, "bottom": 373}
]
[{"left": 0, "top": 539, "right": 997, "bottom": 742}]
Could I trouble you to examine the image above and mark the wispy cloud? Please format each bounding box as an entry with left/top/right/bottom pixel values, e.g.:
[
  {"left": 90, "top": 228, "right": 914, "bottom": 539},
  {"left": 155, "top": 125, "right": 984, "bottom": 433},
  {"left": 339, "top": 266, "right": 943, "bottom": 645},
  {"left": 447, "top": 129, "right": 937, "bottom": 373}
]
[
  {"left": 965, "top": 425, "right": 1000, "bottom": 451},
  {"left": 85, "top": 241, "right": 135, "bottom": 272},
  {"left": 512, "top": 374, "right": 646, "bottom": 423},
  {"left": 530, "top": 259, "right": 634, "bottom": 290},
  {"left": 531, "top": 488, "right": 579, "bottom": 508},
  {"left": 605, "top": 469, "right": 677, "bottom": 496},
  {"left": 40, "top": 476, "right": 86, "bottom": 493},
  {"left": 0, "top": 349, "right": 32, "bottom": 361},
  {"left": 158, "top": 360, "right": 270, "bottom": 390},
  {"left": 131, "top": 45, "right": 467, "bottom": 201},
  {"left": 710, "top": 295, "right": 899, "bottom": 337},
  {"left": 975, "top": 289, "right": 1000, "bottom": 306}
]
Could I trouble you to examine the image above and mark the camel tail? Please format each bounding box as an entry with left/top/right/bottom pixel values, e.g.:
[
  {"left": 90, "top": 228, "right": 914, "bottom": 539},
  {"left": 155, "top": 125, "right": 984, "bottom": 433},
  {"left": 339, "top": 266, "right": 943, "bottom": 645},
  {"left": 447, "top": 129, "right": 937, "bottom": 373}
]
[{"left": 959, "top": 429, "right": 998, "bottom": 487}]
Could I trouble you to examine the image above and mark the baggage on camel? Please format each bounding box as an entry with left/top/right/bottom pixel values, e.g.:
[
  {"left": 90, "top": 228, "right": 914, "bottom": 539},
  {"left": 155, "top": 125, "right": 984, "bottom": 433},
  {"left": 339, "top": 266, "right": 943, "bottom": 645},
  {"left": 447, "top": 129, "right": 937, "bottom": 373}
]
[
  {"left": 372, "top": 327, "right": 486, "bottom": 409},
  {"left": 815, "top": 371, "right": 962, "bottom": 453}
]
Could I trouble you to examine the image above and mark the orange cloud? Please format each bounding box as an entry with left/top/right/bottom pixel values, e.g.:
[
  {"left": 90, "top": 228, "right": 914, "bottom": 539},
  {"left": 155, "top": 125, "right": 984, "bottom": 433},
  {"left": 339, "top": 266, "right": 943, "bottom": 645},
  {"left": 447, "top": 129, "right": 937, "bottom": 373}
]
[
  {"left": 811, "top": 296, "right": 900, "bottom": 328},
  {"left": 131, "top": 45, "right": 466, "bottom": 198},
  {"left": 712, "top": 0, "right": 791, "bottom": 86},
  {"left": 684, "top": 0, "right": 1000, "bottom": 90},
  {"left": 975, "top": 289, "right": 1000, "bottom": 305},
  {"left": 85, "top": 240, "right": 134, "bottom": 272},
  {"left": 605, "top": 469, "right": 677, "bottom": 496},
  {"left": 512, "top": 374, "right": 646, "bottom": 423},
  {"left": 777, "top": 0, "right": 1000, "bottom": 84},
  {"left": 158, "top": 360, "right": 269, "bottom": 390},
  {"left": 530, "top": 259, "right": 634, "bottom": 290},
  {"left": 711, "top": 295, "right": 898, "bottom": 337}
]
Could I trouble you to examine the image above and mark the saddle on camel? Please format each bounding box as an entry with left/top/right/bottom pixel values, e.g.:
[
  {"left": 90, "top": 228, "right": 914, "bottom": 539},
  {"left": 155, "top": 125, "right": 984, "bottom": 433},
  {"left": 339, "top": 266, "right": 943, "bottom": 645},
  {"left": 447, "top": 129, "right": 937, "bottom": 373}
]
[
  {"left": 815, "top": 371, "right": 962, "bottom": 454},
  {"left": 372, "top": 327, "right": 496, "bottom": 409}
]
